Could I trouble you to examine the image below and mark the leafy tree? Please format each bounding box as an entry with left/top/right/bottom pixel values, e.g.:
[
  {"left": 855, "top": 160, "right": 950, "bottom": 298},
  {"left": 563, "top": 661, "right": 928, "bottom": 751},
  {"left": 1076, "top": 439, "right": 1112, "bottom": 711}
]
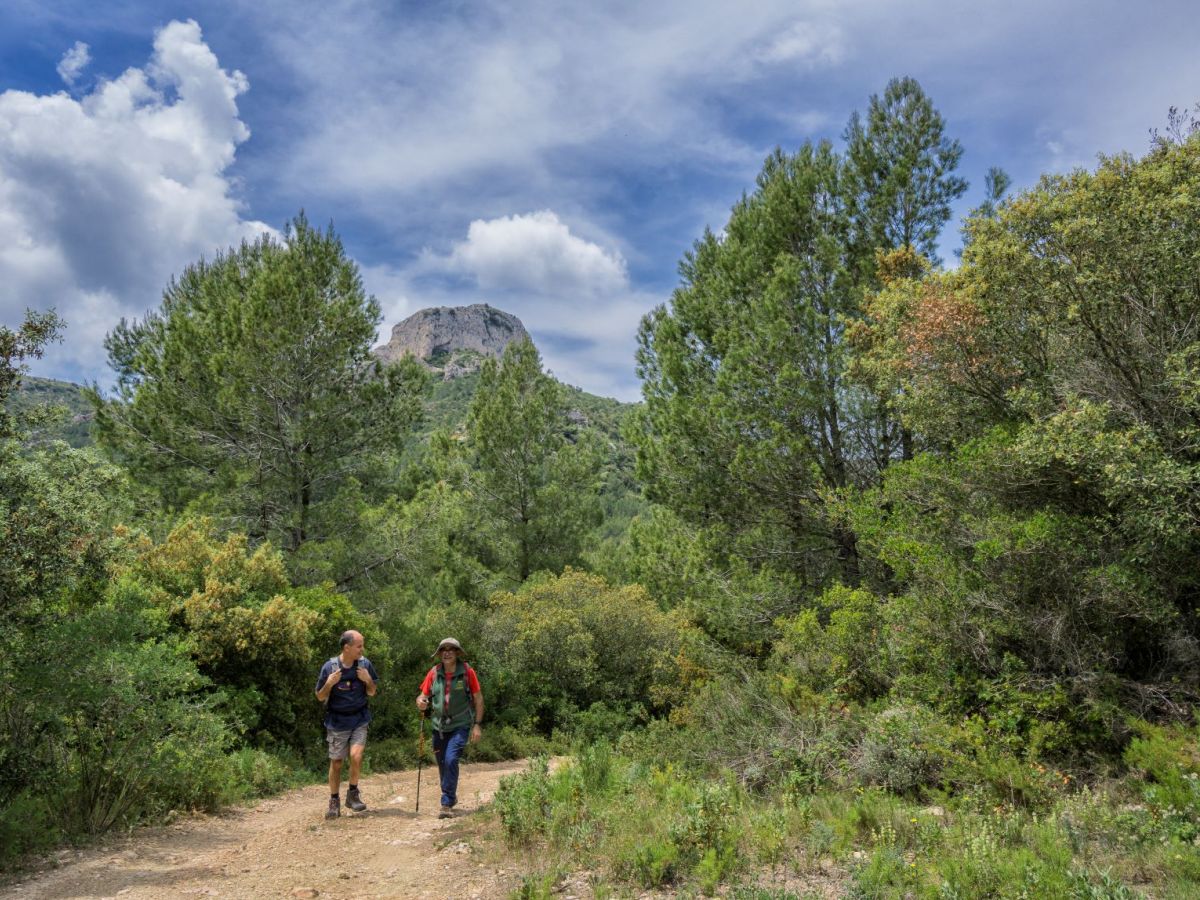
[
  {"left": 91, "top": 214, "right": 427, "bottom": 553},
  {"left": 1, "top": 310, "right": 125, "bottom": 629},
  {"left": 107, "top": 518, "right": 379, "bottom": 748},
  {"left": 632, "top": 141, "right": 870, "bottom": 590},
  {"left": 846, "top": 135, "right": 1200, "bottom": 734},
  {"left": 843, "top": 76, "right": 968, "bottom": 268},
  {"left": 1, "top": 309, "right": 63, "bottom": 440},
  {"left": 480, "top": 569, "right": 691, "bottom": 733},
  {"left": 466, "top": 338, "right": 602, "bottom": 582}
]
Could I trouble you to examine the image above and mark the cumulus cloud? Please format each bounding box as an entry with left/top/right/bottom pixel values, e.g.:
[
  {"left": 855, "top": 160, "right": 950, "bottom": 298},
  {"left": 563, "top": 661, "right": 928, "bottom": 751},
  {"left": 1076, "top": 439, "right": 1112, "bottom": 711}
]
[
  {"left": 56, "top": 41, "right": 91, "bottom": 85},
  {"left": 0, "top": 19, "right": 271, "bottom": 383},
  {"left": 442, "top": 211, "right": 628, "bottom": 297},
  {"left": 393, "top": 210, "right": 650, "bottom": 399}
]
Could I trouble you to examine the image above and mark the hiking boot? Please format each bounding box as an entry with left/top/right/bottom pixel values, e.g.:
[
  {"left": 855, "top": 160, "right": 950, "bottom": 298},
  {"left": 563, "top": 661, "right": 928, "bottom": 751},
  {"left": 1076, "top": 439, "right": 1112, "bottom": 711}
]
[
  {"left": 325, "top": 795, "right": 340, "bottom": 819},
  {"left": 345, "top": 786, "right": 366, "bottom": 813},
  {"left": 438, "top": 804, "right": 454, "bottom": 819}
]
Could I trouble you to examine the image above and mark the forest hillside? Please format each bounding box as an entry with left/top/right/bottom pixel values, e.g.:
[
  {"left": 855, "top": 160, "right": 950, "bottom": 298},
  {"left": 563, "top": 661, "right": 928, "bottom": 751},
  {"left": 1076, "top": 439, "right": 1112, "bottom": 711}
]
[{"left": 4, "top": 83, "right": 1200, "bottom": 899}]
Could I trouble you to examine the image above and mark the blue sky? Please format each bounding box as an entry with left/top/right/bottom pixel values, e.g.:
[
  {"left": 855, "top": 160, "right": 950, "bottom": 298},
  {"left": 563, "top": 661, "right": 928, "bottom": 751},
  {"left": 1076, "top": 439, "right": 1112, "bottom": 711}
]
[{"left": 3, "top": 1, "right": 1198, "bottom": 400}]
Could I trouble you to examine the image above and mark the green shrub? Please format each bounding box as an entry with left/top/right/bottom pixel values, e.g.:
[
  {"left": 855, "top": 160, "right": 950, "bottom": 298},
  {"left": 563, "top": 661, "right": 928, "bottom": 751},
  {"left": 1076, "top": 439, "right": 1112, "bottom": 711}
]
[
  {"left": 36, "top": 602, "right": 235, "bottom": 834},
  {"left": 495, "top": 757, "right": 553, "bottom": 845},
  {"left": 854, "top": 705, "right": 943, "bottom": 796},
  {"left": 774, "top": 585, "right": 890, "bottom": 702},
  {"left": 1123, "top": 722, "right": 1200, "bottom": 821},
  {"left": 0, "top": 791, "right": 61, "bottom": 870},
  {"left": 225, "top": 748, "right": 305, "bottom": 801},
  {"left": 628, "top": 838, "right": 679, "bottom": 888},
  {"left": 480, "top": 569, "right": 693, "bottom": 734}
]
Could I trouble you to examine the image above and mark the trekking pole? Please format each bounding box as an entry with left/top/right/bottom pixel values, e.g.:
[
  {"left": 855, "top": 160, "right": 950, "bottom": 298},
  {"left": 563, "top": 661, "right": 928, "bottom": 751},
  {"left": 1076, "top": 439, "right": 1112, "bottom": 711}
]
[{"left": 416, "top": 708, "right": 428, "bottom": 813}]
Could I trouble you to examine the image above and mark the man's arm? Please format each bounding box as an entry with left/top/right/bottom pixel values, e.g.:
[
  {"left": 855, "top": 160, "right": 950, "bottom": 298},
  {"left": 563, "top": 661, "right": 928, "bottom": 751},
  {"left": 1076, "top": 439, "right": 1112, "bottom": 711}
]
[
  {"left": 315, "top": 664, "right": 340, "bottom": 702},
  {"left": 357, "top": 661, "right": 377, "bottom": 697}
]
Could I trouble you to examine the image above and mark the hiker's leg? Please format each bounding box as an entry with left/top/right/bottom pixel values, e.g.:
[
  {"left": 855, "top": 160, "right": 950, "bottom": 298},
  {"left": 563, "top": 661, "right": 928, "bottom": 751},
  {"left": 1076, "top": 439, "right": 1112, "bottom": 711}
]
[
  {"left": 326, "top": 728, "right": 350, "bottom": 794},
  {"left": 440, "top": 727, "right": 469, "bottom": 807},
  {"left": 433, "top": 729, "right": 448, "bottom": 795},
  {"left": 347, "top": 724, "right": 368, "bottom": 785}
]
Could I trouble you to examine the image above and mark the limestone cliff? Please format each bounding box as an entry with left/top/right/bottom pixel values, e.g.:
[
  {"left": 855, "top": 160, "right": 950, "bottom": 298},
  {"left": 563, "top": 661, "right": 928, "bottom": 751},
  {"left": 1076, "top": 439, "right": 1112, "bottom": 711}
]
[{"left": 373, "top": 304, "right": 530, "bottom": 379}]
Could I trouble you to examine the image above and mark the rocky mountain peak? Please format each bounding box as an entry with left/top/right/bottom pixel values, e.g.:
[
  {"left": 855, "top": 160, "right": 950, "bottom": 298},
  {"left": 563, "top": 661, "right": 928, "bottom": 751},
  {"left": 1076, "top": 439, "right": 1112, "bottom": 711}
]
[{"left": 373, "top": 304, "right": 530, "bottom": 379}]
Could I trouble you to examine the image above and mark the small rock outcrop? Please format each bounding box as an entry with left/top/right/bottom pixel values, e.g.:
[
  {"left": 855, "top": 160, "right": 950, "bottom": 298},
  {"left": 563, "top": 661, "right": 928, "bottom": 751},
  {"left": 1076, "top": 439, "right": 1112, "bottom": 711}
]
[{"left": 374, "top": 304, "right": 530, "bottom": 379}]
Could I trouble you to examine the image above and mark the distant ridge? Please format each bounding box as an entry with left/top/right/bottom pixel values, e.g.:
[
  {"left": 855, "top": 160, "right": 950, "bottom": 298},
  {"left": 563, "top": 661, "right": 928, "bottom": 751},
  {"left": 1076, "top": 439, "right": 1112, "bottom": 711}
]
[{"left": 374, "top": 304, "right": 530, "bottom": 380}]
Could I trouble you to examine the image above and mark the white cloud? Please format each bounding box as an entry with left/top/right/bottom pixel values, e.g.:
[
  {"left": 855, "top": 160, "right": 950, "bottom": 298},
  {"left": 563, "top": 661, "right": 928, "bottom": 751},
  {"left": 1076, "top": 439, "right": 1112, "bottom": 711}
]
[
  {"left": 254, "top": 1, "right": 849, "bottom": 207},
  {"left": 372, "top": 211, "right": 652, "bottom": 399},
  {"left": 56, "top": 41, "right": 91, "bottom": 85},
  {"left": 0, "top": 19, "right": 271, "bottom": 384},
  {"left": 755, "top": 20, "right": 845, "bottom": 67},
  {"left": 441, "top": 211, "right": 628, "bottom": 297}
]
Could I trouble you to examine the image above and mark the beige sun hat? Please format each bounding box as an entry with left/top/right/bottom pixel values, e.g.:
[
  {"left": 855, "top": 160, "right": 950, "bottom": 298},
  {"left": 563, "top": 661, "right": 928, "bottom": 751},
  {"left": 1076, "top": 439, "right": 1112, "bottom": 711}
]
[{"left": 432, "top": 637, "right": 464, "bottom": 658}]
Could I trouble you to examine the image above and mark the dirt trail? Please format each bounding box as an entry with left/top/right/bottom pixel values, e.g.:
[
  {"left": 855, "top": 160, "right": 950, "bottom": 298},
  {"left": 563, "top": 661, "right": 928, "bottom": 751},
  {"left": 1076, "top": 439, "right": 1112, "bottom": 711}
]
[{"left": 2, "top": 760, "right": 532, "bottom": 900}]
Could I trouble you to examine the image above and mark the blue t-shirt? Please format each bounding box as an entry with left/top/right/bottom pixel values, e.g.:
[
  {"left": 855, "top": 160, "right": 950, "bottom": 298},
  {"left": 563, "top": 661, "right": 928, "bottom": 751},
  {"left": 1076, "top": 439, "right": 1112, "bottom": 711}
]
[{"left": 316, "top": 656, "right": 379, "bottom": 731}]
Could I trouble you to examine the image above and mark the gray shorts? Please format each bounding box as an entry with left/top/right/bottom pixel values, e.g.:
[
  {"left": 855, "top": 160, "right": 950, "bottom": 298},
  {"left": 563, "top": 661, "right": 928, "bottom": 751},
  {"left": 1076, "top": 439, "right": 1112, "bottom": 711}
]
[{"left": 326, "top": 724, "right": 369, "bottom": 760}]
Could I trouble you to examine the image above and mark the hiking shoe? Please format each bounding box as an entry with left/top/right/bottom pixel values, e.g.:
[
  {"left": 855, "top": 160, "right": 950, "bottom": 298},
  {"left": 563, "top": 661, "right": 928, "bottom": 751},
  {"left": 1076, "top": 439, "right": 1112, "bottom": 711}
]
[
  {"left": 438, "top": 804, "right": 454, "bottom": 819},
  {"left": 345, "top": 786, "right": 366, "bottom": 813},
  {"left": 325, "top": 795, "right": 340, "bottom": 819}
]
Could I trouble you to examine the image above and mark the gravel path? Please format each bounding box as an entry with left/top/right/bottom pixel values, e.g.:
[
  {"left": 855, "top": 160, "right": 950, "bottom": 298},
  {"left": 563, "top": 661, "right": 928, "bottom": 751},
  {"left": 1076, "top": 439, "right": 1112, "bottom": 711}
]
[{"left": 1, "top": 759, "right": 530, "bottom": 900}]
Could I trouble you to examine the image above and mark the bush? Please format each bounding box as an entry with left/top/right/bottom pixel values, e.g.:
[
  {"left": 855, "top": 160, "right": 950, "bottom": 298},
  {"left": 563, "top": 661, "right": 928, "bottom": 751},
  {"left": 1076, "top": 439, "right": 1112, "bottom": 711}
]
[
  {"left": 110, "top": 519, "right": 371, "bottom": 750},
  {"left": 854, "top": 705, "right": 943, "bottom": 796},
  {"left": 774, "top": 585, "right": 890, "bottom": 702},
  {"left": 647, "top": 670, "right": 858, "bottom": 793},
  {"left": 34, "top": 601, "right": 235, "bottom": 834},
  {"left": 495, "top": 756, "right": 553, "bottom": 845},
  {"left": 224, "top": 748, "right": 305, "bottom": 802},
  {"left": 0, "top": 791, "right": 61, "bottom": 870}
]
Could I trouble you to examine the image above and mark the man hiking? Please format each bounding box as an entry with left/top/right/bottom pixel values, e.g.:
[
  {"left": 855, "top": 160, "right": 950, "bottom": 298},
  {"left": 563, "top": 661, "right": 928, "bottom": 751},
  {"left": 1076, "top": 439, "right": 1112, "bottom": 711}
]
[
  {"left": 315, "top": 630, "right": 379, "bottom": 819},
  {"left": 415, "top": 638, "right": 483, "bottom": 817}
]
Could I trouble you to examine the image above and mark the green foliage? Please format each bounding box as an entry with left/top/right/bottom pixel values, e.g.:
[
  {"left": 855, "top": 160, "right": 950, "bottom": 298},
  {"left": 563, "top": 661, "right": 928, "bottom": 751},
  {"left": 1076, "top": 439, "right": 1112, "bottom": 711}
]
[
  {"left": 466, "top": 338, "right": 603, "bottom": 582},
  {"left": 109, "top": 518, "right": 364, "bottom": 748},
  {"left": 223, "top": 747, "right": 307, "bottom": 801},
  {"left": 1124, "top": 722, "right": 1200, "bottom": 838},
  {"left": 32, "top": 601, "right": 232, "bottom": 834},
  {"left": 774, "top": 585, "right": 890, "bottom": 702},
  {"left": 854, "top": 706, "right": 943, "bottom": 796},
  {"left": 0, "top": 791, "right": 61, "bottom": 869},
  {"left": 91, "top": 213, "right": 427, "bottom": 553},
  {"left": 650, "top": 669, "right": 859, "bottom": 794},
  {"left": 0, "top": 441, "right": 125, "bottom": 630},
  {"left": 840, "top": 433, "right": 1173, "bottom": 751},
  {"left": 843, "top": 76, "right": 968, "bottom": 267},
  {"left": 480, "top": 569, "right": 691, "bottom": 733},
  {"left": 495, "top": 756, "right": 554, "bottom": 845},
  {"left": 632, "top": 139, "right": 872, "bottom": 589}
]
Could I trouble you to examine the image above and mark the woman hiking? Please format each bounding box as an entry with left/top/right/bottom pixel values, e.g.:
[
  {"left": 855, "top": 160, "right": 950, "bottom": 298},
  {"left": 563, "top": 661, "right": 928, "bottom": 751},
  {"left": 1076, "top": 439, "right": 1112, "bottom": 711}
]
[{"left": 415, "top": 638, "right": 483, "bottom": 817}]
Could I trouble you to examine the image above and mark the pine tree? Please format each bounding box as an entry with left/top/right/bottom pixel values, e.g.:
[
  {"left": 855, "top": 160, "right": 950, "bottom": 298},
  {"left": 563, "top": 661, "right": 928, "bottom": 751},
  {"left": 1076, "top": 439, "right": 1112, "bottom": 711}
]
[
  {"left": 844, "top": 76, "right": 968, "bottom": 268},
  {"left": 90, "top": 213, "right": 426, "bottom": 551},
  {"left": 467, "top": 338, "right": 601, "bottom": 582}
]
